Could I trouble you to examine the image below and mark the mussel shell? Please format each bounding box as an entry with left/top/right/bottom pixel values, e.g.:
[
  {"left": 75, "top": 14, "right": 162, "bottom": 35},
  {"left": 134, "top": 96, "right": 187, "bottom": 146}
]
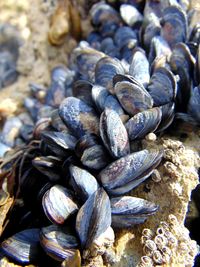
[
  {"left": 32, "top": 156, "right": 62, "bottom": 182},
  {"left": 76, "top": 188, "right": 111, "bottom": 249},
  {"left": 41, "top": 131, "right": 77, "bottom": 157},
  {"left": 0, "top": 142, "right": 10, "bottom": 157},
  {"left": 111, "top": 196, "right": 159, "bottom": 228},
  {"left": 45, "top": 81, "right": 65, "bottom": 108},
  {"left": 169, "top": 43, "right": 194, "bottom": 110},
  {"left": 156, "top": 102, "right": 175, "bottom": 132},
  {"left": 187, "top": 85, "right": 200, "bottom": 124},
  {"left": 74, "top": 46, "right": 105, "bottom": 81},
  {"left": 0, "top": 117, "right": 22, "bottom": 147},
  {"left": 161, "top": 5, "right": 187, "bottom": 48},
  {"left": 69, "top": 165, "right": 99, "bottom": 202},
  {"left": 50, "top": 109, "right": 70, "bottom": 133},
  {"left": 120, "top": 4, "right": 143, "bottom": 27},
  {"left": 80, "top": 144, "right": 109, "bottom": 170},
  {"left": 141, "top": 13, "right": 161, "bottom": 50},
  {"left": 100, "top": 108, "right": 130, "bottom": 158},
  {"left": 1, "top": 228, "right": 40, "bottom": 264},
  {"left": 114, "top": 26, "right": 137, "bottom": 50},
  {"left": 42, "top": 185, "right": 78, "bottom": 224},
  {"left": 100, "top": 37, "right": 120, "bottom": 58},
  {"left": 91, "top": 84, "right": 125, "bottom": 117},
  {"left": 98, "top": 149, "right": 163, "bottom": 196},
  {"left": 125, "top": 107, "right": 162, "bottom": 140},
  {"left": 51, "top": 66, "right": 74, "bottom": 84},
  {"left": 129, "top": 48, "right": 150, "bottom": 87},
  {"left": 20, "top": 167, "right": 51, "bottom": 210},
  {"left": 114, "top": 78, "right": 153, "bottom": 116},
  {"left": 40, "top": 225, "right": 79, "bottom": 262},
  {"left": 95, "top": 56, "right": 125, "bottom": 93},
  {"left": 75, "top": 133, "right": 99, "bottom": 158},
  {"left": 59, "top": 97, "right": 99, "bottom": 138},
  {"left": 148, "top": 35, "right": 171, "bottom": 65},
  {"left": 90, "top": 2, "right": 121, "bottom": 27},
  {"left": 72, "top": 80, "right": 93, "bottom": 106},
  {"left": 147, "top": 67, "right": 176, "bottom": 106},
  {"left": 33, "top": 118, "right": 51, "bottom": 139},
  {"left": 87, "top": 31, "right": 102, "bottom": 50},
  {"left": 189, "top": 23, "right": 200, "bottom": 43}
]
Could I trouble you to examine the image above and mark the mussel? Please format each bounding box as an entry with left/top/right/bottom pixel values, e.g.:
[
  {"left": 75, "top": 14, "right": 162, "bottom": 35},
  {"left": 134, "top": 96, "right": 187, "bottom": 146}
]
[
  {"left": 1, "top": 228, "right": 40, "bottom": 264},
  {"left": 99, "top": 149, "right": 163, "bottom": 196},
  {"left": 40, "top": 225, "right": 80, "bottom": 262},
  {"left": 111, "top": 196, "right": 159, "bottom": 228},
  {"left": 100, "top": 108, "right": 130, "bottom": 158},
  {"left": 42, "top": 185, "right": 78, "bottom": 224},
  {"left": 59, "top": 97, "right": 99, "bottom": 138}
]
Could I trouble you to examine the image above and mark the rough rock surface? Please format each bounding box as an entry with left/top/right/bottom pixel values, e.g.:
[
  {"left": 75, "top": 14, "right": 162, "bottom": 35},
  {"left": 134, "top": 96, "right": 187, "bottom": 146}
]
[{"left": 0, "top": 1, "right": 200, "bottom": 267}]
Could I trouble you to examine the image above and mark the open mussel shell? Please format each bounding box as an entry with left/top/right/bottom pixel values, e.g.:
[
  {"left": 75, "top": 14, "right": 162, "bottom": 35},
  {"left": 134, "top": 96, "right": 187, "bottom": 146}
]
[
  {"left": 111, "top": 196, "right": 159, "bottom": 228},
  {"left": 76, "top": 188, "right": 111, "bottom": 250},
  {"left": 41, "top": 131, "right": 77, "bottom": 157},
  {"left": 161, "top": 5, "right": 187, "bottom": 48},
  {"left": 40, "top": 225, "right": 80, "bottom": 262},
  {"left": 95, "top": 56, "right": 125, "bottom": 93},
  {"left": 100, "top": 108, "right": 130, "bottom": 158},
  {"left": 32, "top": 156, "right": 62, "bottom": 182},
  {"left": 187, "top": 85, "right": 200, "bottom": 124},
  {"left": 98, "top": 149, "right": 163, "bottom": 196},
  {"left": 114, "top": 76, "right": 153, "bottom": 116},
  {"left": 129, "top": 48, "right": 150, "bottom": 87},
  {"left": 91, "top": 84, "right": 125, "bottom": 118},
  {"left": 69, "top": 164, "right": 99, "bottom": 203},
  {"left": 1, "top": 228, "right": 40, "bottom": 264},
  {"left": 59, "top": 97, "right": 99, "bottom": 138},
  {"left": 125, "top": 107, "right": 162, "bottom": 141},
  {"left": 72, "top": 80, "right": 93, "bottom": 106},
  {"left": 42, "top": 185, "right": 78, "bottom": 224},
  {"left": 147, "top": 67, "right": 176, "bottom": 106}
]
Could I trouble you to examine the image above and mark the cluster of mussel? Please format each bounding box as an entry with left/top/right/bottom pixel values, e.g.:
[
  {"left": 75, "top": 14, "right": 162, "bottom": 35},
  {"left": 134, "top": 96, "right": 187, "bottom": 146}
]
[{"left": 0, "top": 0, "right": 200, "bottom": 266}]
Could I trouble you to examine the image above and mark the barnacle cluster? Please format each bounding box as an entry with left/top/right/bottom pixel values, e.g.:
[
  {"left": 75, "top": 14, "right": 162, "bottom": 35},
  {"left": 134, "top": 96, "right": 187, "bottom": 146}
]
[{"left": 138, "top": 214, "right": 198, "bottom": 267}]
